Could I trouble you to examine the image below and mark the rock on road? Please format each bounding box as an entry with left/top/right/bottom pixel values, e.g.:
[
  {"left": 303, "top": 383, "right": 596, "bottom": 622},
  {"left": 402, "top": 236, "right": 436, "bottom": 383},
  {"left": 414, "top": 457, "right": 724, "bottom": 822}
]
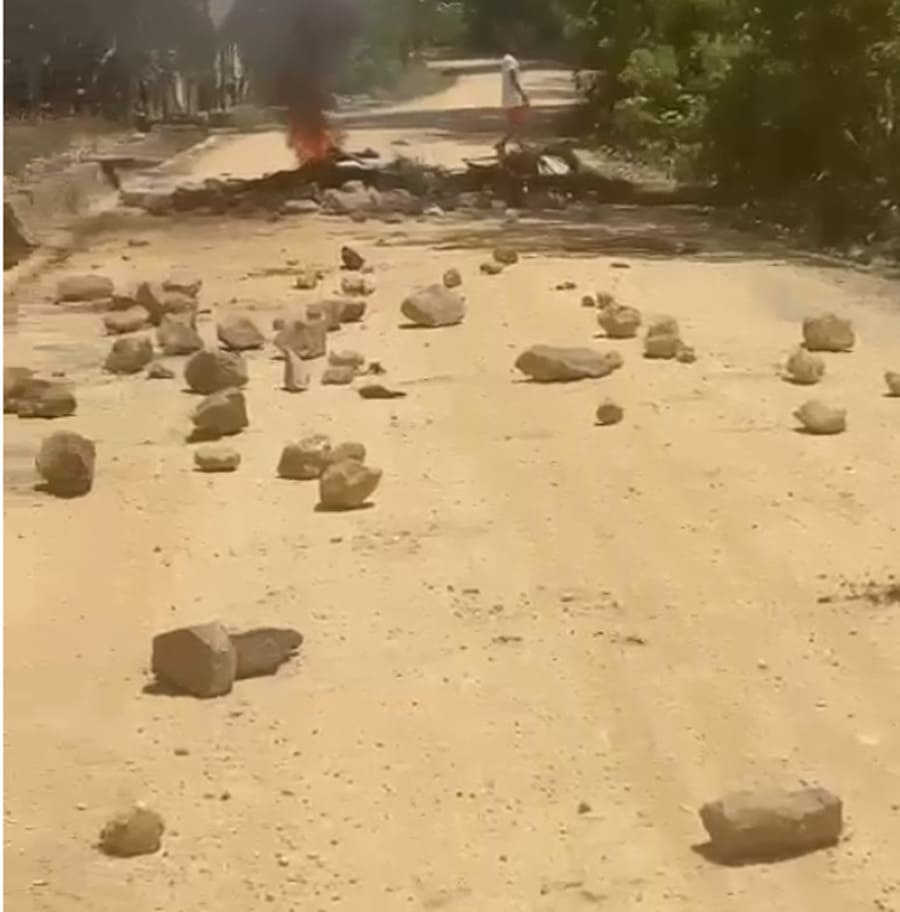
[{"left": 4, "top": 61, "right": 900, "bottom": 912}]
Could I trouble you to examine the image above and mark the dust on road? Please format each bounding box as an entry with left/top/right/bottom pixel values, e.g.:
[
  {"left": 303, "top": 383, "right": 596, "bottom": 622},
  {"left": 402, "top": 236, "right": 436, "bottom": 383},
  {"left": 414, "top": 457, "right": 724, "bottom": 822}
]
[{"left": 4, "top": 63, "right": 900, "bottom": 912}]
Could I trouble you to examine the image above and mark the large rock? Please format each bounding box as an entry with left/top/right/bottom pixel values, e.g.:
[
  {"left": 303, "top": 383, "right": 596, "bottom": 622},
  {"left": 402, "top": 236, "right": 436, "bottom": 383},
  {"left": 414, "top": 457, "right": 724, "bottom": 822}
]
[
  {"left": 515, "top": 345, "right": 623, "bottom": 382},
  {"left": 401, "top": 284, "right": 466, "bottom": 328},
  {"left": 104, "top": 306, "right": 151, "bottom": 336},
  {"left": 4, "top": 366, "right": 34, "bottom": 412},
  {"left": 597, "top": 304, "right": 642, "bottom": 340},
  {"left": 282, "top": 349, "right": 310, "bottom": 392},
  {"left": 35, "top": 431, "right": 95, "bottom": 497},
  {"left": 493, "top": 246, "right": 519, "bottom": 265},
  {"left": 319, "top": 460, "right": 382, "bottom": 511},
  {"left": 190, "top": 388, "right": 248, "bottom": 440},
  {"left": 104, "top": 337, "right": 154, "bottom": 375},
  {"left": 136, "top": 281, "right": 197, "bottom": 325},
  {"left": 699, "top": 786, "right": 843, "bottom": 862},
  {"left": 194, "top": 445, "right": 241, "bottom": 473},
  {"left": 885, "top": 371, "right": 900, "bottom": 397},
  {"left": 157, "top": 314, "right": 203, "bottom": 355},
  {"left": 99, "top": 804, "right": 165, "bottom": 858},
  {"left": 794, "top": 400, "right": 847, "bottom": 435},
  {"left": 277, "top": 435, "right": 332, "bottom": 480},
  {"left": 644, "top": 317, "right": 683, "bottom": 360},
  {"left": 341, "top": 245, "right": 365, "bottom": 271},
  {"left": 151, "top": 621, "right": 237, "bottom": 698},
  {"left": 785, "top": 347, "right": 825, "bottom": 385},
  {"left": 57, "top": 274, "right": 114, "bottom": 303},
  {"left": 184, "top": 349, "right": 248, "bottom": 394},
  {"left": 14, "top": 379, "right": 77, "bottom": 419},
  {"left": 274, "top": 314, "right": 327, "bottom": 360},
  {"left": 218, "top": 314, "right": 265, "bottom": 351},
  {"left": 306, "top": 299, "right": 342, "bottom": 332},
  {"left": 330, "top": 441, "right": 366, "bottom": 464},
  {"left": 321, "top": 365, "right": 356, "bottom": 386},
  {"left": 336, "top": 297, "right": 367, "bottom": 323},
  {"left": 803, "top": 314, "right": 855, "bottom": 353},
  {"left": 230, "top": 627, "right": 303, "bottom": 679}
]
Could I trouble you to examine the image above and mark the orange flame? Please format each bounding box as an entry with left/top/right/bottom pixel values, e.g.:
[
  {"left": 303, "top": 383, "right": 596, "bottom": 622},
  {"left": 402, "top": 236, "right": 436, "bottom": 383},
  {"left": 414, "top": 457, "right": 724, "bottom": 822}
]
[{"left": 287, "top": 112, "right": 341, "bottom": 165}]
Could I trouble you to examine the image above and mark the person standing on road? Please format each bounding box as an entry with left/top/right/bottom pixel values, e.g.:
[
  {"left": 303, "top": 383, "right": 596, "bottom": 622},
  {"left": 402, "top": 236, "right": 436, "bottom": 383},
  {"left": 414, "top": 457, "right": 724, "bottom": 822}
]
[{"left": 498, "top": 48, "right": 530, "bottom": 153}]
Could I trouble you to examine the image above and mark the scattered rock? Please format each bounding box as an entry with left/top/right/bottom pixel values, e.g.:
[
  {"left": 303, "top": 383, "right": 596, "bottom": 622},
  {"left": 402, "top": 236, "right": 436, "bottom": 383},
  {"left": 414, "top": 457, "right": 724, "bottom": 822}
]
[
  {"left": 885, "top": 371, "right": 900, "bottom": 396},
  {"left": 340, "top": 275, "right": 375, "bottom": 297},
  {"left": 157, "top": 313, "right": 203, "bottom": 356},
  {"left": 274, "top": 314, "right": 327, "bottom": 360},
  {"left": 146, "top": 362, "right": 175, "bottom": 380},
  {"left": 162, "top": 272, "right": 202, "bottom": 298},
  {"left": 336, "top": 297, "right": 367, "bottom": 323},
  {"left": 99, "top": 804, "right": 165, "bottom": 858},
  {"left": 793, "top": 400, "right": 847, "bottom": 435},
  {"left": 699, "top": 786, "right": 842, "bottom": 863},
  {"left": 57, "top": 274, "right": 114, "bottom": 303},
  {"left": 217, "top": 314, "right": 265, "bottom": 351},
  {"left": 277, "top": 435, "right": 332, "bottom": 480},
  {"left": 643, "top": 317, "right": 683, "bottom": 360},
  {"left": 443, "top": 267, "right": 463, "bottom": 289},
  {"left": 556, "top": 281, "right": 577, "bottom": 291},
  {"left": 595, "top": 400, "right": 624, "bottom": 426},
  {"left": 230, "top": 628, "right": 303, "bottom": 679},
  {"left": 401, "top": 284, "right": 466, "bottom": 328},
  {"left": 105, "top": 336, "right": 154, "bottom": 374},
  {"left": 318, "top": 459, "right": 382, "bottom": 510},
  {"left": 184, "top": 350, "right": 248, "bottom": 394},
  {"left": 103, "top": 306, "right": 151, "bottom": 335},
  {"left": 365, "top": 361, "right": 386, "bottom": 376},
  {"left": 321, "top": 183, "right": 380, "bottom": 216},
  {"left": 194, "top": 445, "right": 241, "bottom": 473},
  {"left": 35, "top": 431, "right": 95, "bottom": 497},
  {"left": 596, "top": 292, "right": 616, "bottom": 311},
  {"left": 151, "top": 621, "right": 237, "bottom": 698},
  {"left": 190, "top": 388, "right": 248, "bottom": 440},
  {"left": 358, "top": 382, "right": 406, "bottom": 400},
  {"left": 328, "top": 350, "right": 365, "bottom": 370},
  {"left": 676, "top": 344, "right": 698, "bottom": 364},
  {"left": 330, "top": 441, "right": 366, "bottom": 464},
  {"left": 493, "top": 247, "right": 519, "bottom": 265},
  {"left": 136, "top": 281, "right": 197, "bottom": 325},
  {"left": 515, "top": 346, "right": 623, "bottom": 382},
  {"left": 14, "top": 379, "right": 77, "bottom": 419},
  {"left": 306, "top": 299, "right": 342, "bottom": 332},
  {"left": 4, "top": 366, "right": 34, "bottom": 412},
  {"left": 321, "top": 365, "right": 356, "bottom": 385},
  {"left": 341, "top": 245, "right": 365, "bottom": 271},
  {"left": 597, "top": 304, "right": 642, "bottom": 339},
  {"left": 480, "top": 261, "right": 504, "bottom": 275},
  {"left": 784, "top": 347, "right": 825, "bottom": 385},
  {"left": 282, "top": 348, "right": 310, "bottom": 392},
  {"left": 294, "top": 268, "right": 320, "bottom": 290},
  {"left": 803, "top": 314, "right": 855, "bottom": 353},
  {"left": 581, "top": 294, "right": 596, "bottom": 307}
]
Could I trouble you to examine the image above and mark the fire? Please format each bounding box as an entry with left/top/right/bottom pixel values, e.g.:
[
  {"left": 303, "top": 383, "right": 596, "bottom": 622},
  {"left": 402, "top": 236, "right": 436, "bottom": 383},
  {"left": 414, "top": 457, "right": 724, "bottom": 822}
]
[{"left": 287, "top": 112, "right": 341, "bottom": 164}]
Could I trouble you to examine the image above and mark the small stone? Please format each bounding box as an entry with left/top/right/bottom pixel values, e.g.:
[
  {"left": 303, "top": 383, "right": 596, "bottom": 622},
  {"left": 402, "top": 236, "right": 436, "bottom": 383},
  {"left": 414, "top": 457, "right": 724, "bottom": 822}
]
[
  {"left": 146, "top": 362, "right": 175, "bottom": 380},
  {"left": 277, "top": 435, "right": 332, "bottom": 480},
  {"left": 105, "top": 337, "right": 154, "bottom": 374},
  {"left": 99, "top": 804, "right": 165, "bottom": 858},
  {"left": 162, "top": 272, "right": 202, "bottom": 298},
  {"left": 274, "top": 314, "right": 327, "bottom": 360},
  {"left": 480, "top": 261, "right": 504, "bottom": 275},
  {"left": 157, "top": 314, "right": 203, "bottom": 355},
  {"left": 328, "top": 350, "right": 365, "bottom": 369},
  {"left": 793, "top": 400, "right": 847, "bottom": 435},
  {"left": 803, "top": 314, "right": 855, "bottom": 353},
  {"left": 35, "top": 431, "right": 95, "bottom": 497},
  {"left": 595, "top": 399, "right": 624, "bottom": 426},
  {"left": 230, "top": 628, "right": 303, "bottom": 679},
  {"left": 577, "top": 801, "right": 592, "bottom": 815},
  {"left": 14, "top": 380, "right": 76, "bottom": 419},
  {"left": 330, "top": 441, "right": 366, "bottom": 464},
  {"left": 336, "top": 297, "right": 367, "bottom": 323},
  {"left": 190, "top": 388, "right": 248, "bottom": 440},
  {"left": 340, "top": 275, "right": 375, "bottom": 297},
  {"left": 699, "top": 786, "right": 842, "bottom": 862},
  {"left": 676, "top": 344, "right": 697, "bottom": 364},
  {"left": 318, "top": 460, "right": 382, "bottom": 511},
  {"left": 217, "top": 314, "right": 265, "bottom": 351},
  {"left": 57, "top": 274, "right": 113, "bottom": 303},
  {"left": 884, "top": 371, "right": 900, "bottom": 396},
  {"left": 443, "top": 268, "right": 463, "bottom": 289},
  {"left": 184, "top": 350, "right": 248, "bottom": 394},
  {"left": 136, "top": 281, "right": 197, "bottom": 325},
  {"left": 784, "top": 347, "right": 825, "bottom": 385},
  {"left": 515, "top": 346, "right": 623, "bottom": 382},
  {"left": 4, "top": 366, "right": 35, "bottom": 412},
  {"left": 282, "top": 348, "right": 310, "bottom": 392},
  {"left": 321, "top": 365, "right": 356, "bottom": 386},
  {"left": 581, "top": 294, "right": 596, "bottom": 307},
  {"left": 103, "top": 306, "right": 151, "bottom": 335},
  {"left": 358, "top": 382, "right": 406, "bottom": 400},
  {"left": 597, "top": 304, "right": 642, "bottom": 339},
  {"left": 556, "top": 281, "right": 577, "bottom": 291},
  {"left": 401, "top": 284, "right": 466, "bottom": 328},
  {"left": 294, "top": 268, "right": 320, "bottom": 290},
  {"left": 493, "top": 247, "right": 519, "bottom": 266},
  {"left": 194, "top": 445, "right": 241, "bottom": 473},
  {"left": 151, "top": 622, "right": 236, "bottom": 698},
  {"left": 341, "top": 245, "right": 365, "bottom": 271}
]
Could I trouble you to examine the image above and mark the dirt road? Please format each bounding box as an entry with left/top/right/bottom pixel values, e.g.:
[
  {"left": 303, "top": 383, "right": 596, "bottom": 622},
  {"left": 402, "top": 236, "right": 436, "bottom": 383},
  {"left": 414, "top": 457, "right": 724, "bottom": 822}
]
[{"left": 5, "top": 64, "right": 900, "bottom": 912}]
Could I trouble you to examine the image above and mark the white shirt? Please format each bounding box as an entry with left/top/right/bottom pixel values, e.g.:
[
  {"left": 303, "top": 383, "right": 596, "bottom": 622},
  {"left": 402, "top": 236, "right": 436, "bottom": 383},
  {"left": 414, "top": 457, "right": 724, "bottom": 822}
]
[{"left": 501, "top": 54, "right": 523, "bottom": 108}]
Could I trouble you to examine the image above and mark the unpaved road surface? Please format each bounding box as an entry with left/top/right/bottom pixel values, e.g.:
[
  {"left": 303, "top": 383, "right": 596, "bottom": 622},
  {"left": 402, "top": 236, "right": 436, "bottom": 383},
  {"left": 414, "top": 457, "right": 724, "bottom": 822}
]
[{"left": 5, "top": 64, "right": 900, "bottom": 912}]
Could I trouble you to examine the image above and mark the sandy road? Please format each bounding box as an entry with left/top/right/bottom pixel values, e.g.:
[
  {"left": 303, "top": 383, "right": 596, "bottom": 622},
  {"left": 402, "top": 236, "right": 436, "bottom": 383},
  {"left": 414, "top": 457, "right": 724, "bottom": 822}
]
[{"left": 4, "top": 63, "right": 900, "bottom": 912}]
